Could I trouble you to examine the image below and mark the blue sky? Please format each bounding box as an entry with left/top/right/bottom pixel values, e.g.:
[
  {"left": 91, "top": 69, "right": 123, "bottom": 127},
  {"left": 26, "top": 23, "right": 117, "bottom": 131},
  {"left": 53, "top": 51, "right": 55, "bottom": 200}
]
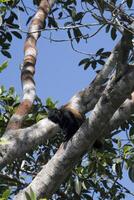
[{"left": 0, "top": 22, "right": 117, "bottom": 104}]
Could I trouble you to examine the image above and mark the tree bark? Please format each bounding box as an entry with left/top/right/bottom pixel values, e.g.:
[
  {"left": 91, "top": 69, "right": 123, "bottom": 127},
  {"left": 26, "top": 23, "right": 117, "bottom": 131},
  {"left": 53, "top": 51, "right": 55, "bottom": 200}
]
[{"left": 14, "top": 68, "right": 134, "bottom": 199}]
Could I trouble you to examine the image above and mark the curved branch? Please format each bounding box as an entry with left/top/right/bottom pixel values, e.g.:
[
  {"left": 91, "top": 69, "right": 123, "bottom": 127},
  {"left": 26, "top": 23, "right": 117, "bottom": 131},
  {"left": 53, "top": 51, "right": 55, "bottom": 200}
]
[
  {"left": 109, "top": 94, "right": 134, "bottom": 131},
  {"left": 0, "top": 119, "right": 59, "bottom": 168},
  {"left": 6, "top": 0, "right": 56, "bottom": 131}
]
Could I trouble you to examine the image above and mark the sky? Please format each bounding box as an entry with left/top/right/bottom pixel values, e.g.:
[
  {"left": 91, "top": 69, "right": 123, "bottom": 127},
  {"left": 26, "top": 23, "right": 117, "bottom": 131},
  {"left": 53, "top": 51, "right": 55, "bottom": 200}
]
[
  {"left": 0, "top": 1, "right": 134, "bottom": 199},
  {"left": 0, "top": 24, "right": 117, "bottom": 105},
  {"left": 0, "top": 1, "right": 119, "bottom": 105}
]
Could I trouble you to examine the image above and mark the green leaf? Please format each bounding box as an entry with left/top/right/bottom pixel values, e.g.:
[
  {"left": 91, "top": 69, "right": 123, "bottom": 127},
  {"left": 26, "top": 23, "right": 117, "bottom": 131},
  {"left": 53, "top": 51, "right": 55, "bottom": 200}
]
[
  {"left": 2, "top": 43, "right": 10, "bottom": 50},
  {"left": 0, "top": 61, "right": 8, "bottom": 73},
  {"left": 11, "top": 31, "right": 22, "bottom": 39},
  {"left": 84, "top": 61, "right": 91, "bottom": 70},
  {"left": 96, "top": 48, "right": 104, "bottom": 56},
  {"left": 75, "top": 176, "right": 81, "bottom": 195},
  {"left": 9, "top": 87, "right": 15, "bottom": 95},
  {"left": 79, "top": 58, "right": 91, "bottom": 70},
  {"left": 30, "top": 188, "right": 36, "bottom": 200},
  {"left": 100, "top": 52, "right": 111, "bottom": 58},
  {"left": 11, "top": 11, "right": 18, "bottom": 20},
  {"left": 71, "top": 8, "right": 77, "bottom": 19},
  {"left": 106, "top": 24, "right": 110, "bottom": 33},
  {"left": 0, "top": 15, "right": 2, "bottom": 26},
  {"left": 48, "top": 17, "right": 58, "bottom": 28},
  {"left": 111, "top": 27, "right": 117, "bottom": 40},
  {"left": 123, "top": 144, "right": 132, "bottom": 156},
  {"left": 74, "top": 12, "right": 84, "bottom": 21},
  {"left": 67, "top": 29, "right": 72, "bottom": 39},
  {"left": 25, "top": 192, "right": 31, "bottom": 200},
  {"left": 46, "top": 98, "right": 56, "bottom": 109},
  {"left": 18, "top": 6, "right": 25, "bottom": 12},
  {"left": 6, "top": 32, "right": 12, "bottom": 42},
  {"left": 0, "top": 0, "right": 11, "bottom": 2},
  {"left": 97, "top": 0, "right": 104, "bottom": 14},
  {"left": 0, "top": 6, "right": 7, "bottom": 13},
  {"left": 73, "top": 28, "right": 82, "bottom": 43},
  {"left": 9, "top": 24, "right": 19, "bottom": 29},
  {"left": 81, "top": 181, "right": 87, "bottom": 190},
  {"left": 58, "top": 12, "right": 63, "bottom": 19},
  {"left": 126, "top": 0, "right": 133, "bottom": 8},
  {"left": 36, "top": 113, "right": 46, "bottom": 122},
  {"left": 97, "top": 60, "right": 105, "bottom": 65},
  {"left": 128, "top": 165, "right": 134, "bottom": 182},
  {"left": 0, "top": 85, "right": 6, "bottom": 94},
  {"left": 91, "top": 61, "right": 97, "bottom": 69},
  {"left": 117, "top": 139, "right": 121, "bottom": 148},
  {"left": 64, "top": 22, "right": 72, "bottom": 27},
  {"left": 79, "top": 58, "right": 90, "bottom": 66},
  {"left": 1, "top": 51, "right": 11, "bottom": 58},
  {"left": 25, "top": 188, "right": 36, "bottom": 200},
  {"left": 115, "top": 163, "right": 122, "bottom": 179},
  {"left": 2, "top": 189, "right": 11, "bottom": 200}
]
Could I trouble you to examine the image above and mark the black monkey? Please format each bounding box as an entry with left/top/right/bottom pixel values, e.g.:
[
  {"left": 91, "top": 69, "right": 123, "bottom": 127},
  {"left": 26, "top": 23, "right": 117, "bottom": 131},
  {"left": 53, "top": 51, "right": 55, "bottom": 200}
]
[
  {"left": 48, "top": 105, "right": 85, "bottom": 140},
  {"left": 48, "top": 104, "right": 102, "bottom": 148}
]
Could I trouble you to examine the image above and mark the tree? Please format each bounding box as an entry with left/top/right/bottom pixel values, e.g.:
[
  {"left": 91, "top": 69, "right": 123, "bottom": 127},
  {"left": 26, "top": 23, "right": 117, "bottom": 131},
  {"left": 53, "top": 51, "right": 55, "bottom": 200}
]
[{"left": 0, "top": 0, "right": 134, "bottom": 199}]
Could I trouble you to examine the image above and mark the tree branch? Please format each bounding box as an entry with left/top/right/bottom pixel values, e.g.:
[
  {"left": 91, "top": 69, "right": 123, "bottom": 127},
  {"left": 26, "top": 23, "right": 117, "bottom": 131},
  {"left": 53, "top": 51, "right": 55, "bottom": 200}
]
[
  {"left": 1, "top": 21, "right": 133, "bottom": 186},
  {"left": 14, "top": 68, "right": 134, "bottom": 199},
  {"left": 6, "top": 0, "right": 56, "bottom": 131},
  {"left": 0, "top": 119, "right": 59, "bottom": 168},
  {"left": 1, "top": 85, "right": 134, "bottom": 169}
]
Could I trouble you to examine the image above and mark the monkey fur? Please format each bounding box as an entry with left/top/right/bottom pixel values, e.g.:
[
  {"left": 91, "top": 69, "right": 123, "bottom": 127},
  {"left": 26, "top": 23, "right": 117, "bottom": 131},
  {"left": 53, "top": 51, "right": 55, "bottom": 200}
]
[
  {"left": 48, "top": 104, "right": 102, "bottom": 148},
  {"left": 48, "top": 104, "right": 85, "bottom": 140}
]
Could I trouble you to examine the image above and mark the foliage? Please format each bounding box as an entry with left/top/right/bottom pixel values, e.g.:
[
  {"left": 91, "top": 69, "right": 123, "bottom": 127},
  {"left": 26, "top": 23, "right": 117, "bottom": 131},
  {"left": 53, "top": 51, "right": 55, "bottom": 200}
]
[
  {"left": 0, "top": 0, "right": 23, "bottom": 58},
  {"left": 25, "top": 188, "right": 36, "bottom": 200},
  {"left": 0, "top": 86, "right": 19, "bottom": 136},
  {"left": 1, "top": 86, "right": 134, "bottom": 199},
  {"left": 0, "top": 61, "right": 8, "bottom": 73},
  {"left": 0, "top": 0, "right": 134, "bottom": 199}
]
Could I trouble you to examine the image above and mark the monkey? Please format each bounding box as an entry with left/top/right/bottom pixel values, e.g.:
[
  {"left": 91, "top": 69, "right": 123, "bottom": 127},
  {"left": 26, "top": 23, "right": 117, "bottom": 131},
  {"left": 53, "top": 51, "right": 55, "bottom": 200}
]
[
  {"left": 48, "top": 104, "right": 102, "bottom": 148},
  {"left": 48, "top": 104, "right": 85, "bottom": 141}
]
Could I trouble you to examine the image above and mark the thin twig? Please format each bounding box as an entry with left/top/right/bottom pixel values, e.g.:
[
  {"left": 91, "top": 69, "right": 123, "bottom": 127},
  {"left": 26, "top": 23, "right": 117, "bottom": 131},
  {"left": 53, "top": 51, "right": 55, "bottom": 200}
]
[
  {"left": 116, "top": 180, "right": 134, "bottom": 197},
  {"left": 20, "top": 0, "right": 29, "bottom": 15},
  {"left": 5, "top": 22, "right": 100, "bottom": 33}
]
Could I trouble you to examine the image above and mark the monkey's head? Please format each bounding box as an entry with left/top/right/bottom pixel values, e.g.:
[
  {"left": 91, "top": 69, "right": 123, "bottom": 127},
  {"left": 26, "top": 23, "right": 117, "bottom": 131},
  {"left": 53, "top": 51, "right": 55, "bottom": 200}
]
[{"left": 48, "top": 108, "right": 62, "bottom": 125}]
